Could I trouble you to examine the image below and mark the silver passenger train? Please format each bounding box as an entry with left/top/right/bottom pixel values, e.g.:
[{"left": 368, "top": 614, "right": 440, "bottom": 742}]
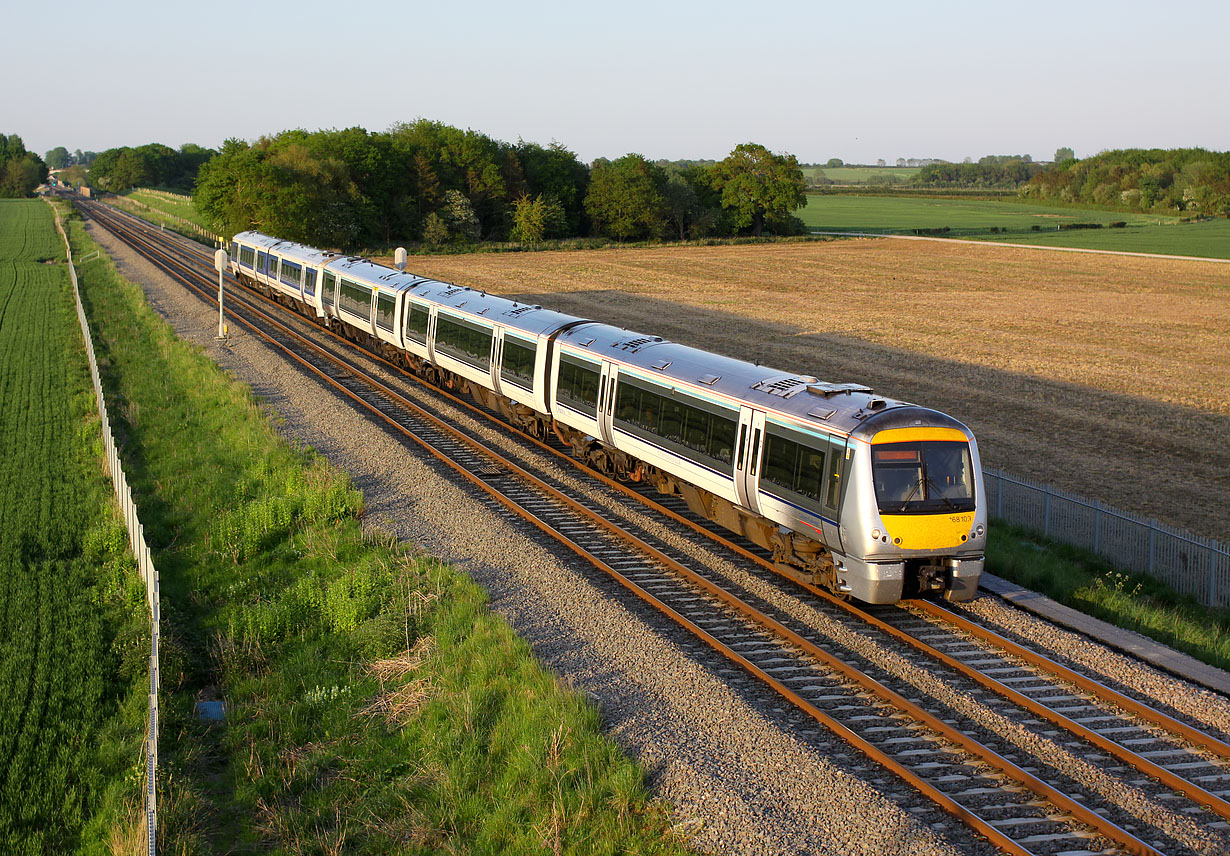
[{"left": 230, "top": 231, "right": 987, "bottom": 604}]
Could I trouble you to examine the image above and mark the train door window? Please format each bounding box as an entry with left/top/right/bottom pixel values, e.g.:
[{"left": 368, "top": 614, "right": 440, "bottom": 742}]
[
  {"left": 269, "top": 256, "right": 280, "bottom": 278},
  {"left": 825, "top": 437, "right": 847, "bottom": 510},
  {"left": 257, "top": 251, "right": 267, "bottom": 274},
  {"left": 304, "top": 268, "right": 316, "bottom": 297},
  {"left": 501, "top": 333, "right": 536, "bottom": 389},
  {"left": 375, "top": 292, "right": 396, "bottom": 332},
  {"left": 405, "top": 301, "right": 428, "bottom": 343},
  {"left": 557, "top": 353, "right": 600, "bottom": 417},
  {"left": 322, "top": 271, "right": 336, "bottom": 307}
]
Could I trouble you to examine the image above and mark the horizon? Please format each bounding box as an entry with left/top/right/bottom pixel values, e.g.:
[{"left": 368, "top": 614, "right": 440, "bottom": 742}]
[{"left": 7, "top": 0, "right": 1228, "bottom": 167}]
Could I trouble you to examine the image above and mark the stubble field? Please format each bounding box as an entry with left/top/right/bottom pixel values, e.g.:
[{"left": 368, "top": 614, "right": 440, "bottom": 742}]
[{"left": 396, "top": 238, "right": 1229, "bottom": 539}]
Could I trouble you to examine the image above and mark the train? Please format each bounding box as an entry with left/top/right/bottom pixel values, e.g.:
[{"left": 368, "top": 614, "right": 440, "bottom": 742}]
[{"left": 229, "top": 231, "right": 987, "bottom": 604}]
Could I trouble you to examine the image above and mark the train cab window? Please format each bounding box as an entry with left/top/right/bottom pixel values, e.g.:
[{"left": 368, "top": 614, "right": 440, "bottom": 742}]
[
  {"left": 339, "top": 278, "right": 372, "bottom": 321},
  {"left": 872, "top": 441, "right": 974, "bottom": 514},
  {"left": 322, "top": 271, "right": 336, "bottom": 306},
  {"left": 501, "top": 334, "right": 536, "bottom": 389},
  {"left": 304, "top": 268, "right": 316, "bottom": 296},
  {"left": 435, "top": 313, "right": 492, "bottom": 369},
  {"left": 375, "top": 292, "right": 396, "bottom": 332},
  {"left": 405, "top": 302, "right": 428, "bottom": 343},
  {"left": 557, "top": 353, "right": 600, "bottom": 417}
]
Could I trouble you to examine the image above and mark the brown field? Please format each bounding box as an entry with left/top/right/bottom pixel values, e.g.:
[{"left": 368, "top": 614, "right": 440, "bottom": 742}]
[{"left": 395, "top": 239, "right": 1230, "bottom": 539}]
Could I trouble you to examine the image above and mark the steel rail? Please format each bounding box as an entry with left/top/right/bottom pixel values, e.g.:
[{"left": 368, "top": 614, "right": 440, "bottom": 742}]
[{"left": 81, "top": 202, "right": 1185, "bottom": 855}]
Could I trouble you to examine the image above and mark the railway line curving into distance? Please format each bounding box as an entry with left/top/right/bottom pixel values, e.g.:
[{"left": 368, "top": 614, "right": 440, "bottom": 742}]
[{"left": 78, "top": 198, "right": 1230, "bottom": 856}]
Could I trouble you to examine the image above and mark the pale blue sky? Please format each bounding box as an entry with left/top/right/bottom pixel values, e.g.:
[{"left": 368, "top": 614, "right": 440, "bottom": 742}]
[{"left": 6, "top": 0, "right": 1227, "bottom": 164}]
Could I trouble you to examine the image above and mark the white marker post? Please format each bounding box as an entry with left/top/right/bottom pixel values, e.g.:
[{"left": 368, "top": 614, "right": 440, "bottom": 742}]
[{"left": 214, "top": 248, "right": 229, "bottom": 340}]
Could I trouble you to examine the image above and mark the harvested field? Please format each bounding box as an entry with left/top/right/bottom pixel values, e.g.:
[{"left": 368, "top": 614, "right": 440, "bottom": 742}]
[{"left": 394, "top": 238, "right": 1230, "bottom": 539}]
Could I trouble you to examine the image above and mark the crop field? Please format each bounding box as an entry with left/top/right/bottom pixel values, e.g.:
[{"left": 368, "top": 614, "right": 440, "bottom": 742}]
[
  {"left": 403, "top": 238, "right": 1230, "bottom": 540},
  {"left": 0, "top": 200, "right": 147, "bottom": 851},
  {"left": 800, "top": 195, "right": 1230, "bottom": 259}
]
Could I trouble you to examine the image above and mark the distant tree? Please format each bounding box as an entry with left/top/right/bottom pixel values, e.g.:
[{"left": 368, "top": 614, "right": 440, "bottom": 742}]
[
  {"left": 876, "top": 158, "right": 886, "bottom": 167},
  {"left": 896, "top": 157, "right": 906, "bottom": 167},
  {"left": 825, "top": 157, "right": 843, "bottom": 168},
  {"left": 709, "top": 142, "right": 807, "bottom": 237},
  {"left": 45, "top": 147, "right": 71, "bottom": 169},
  {"left": 509, "top": 193, "right": 567, "bottom": 243},
  {"left": 422, "top": 212, "right": 449, "bottom": 246},
  {"left": 0, "top": 134, "right": 47, "bottom": 197},
  {"left": 1054, "top": 146, "right": 1075, "bottom": 163},
  {"left": 661, "top": 175, "right": 702, "bottom": 240},
  {"left": 583, "top": 154, "right": 668, "bottom": 241},
  {"left": 441, "top": 189, "right": 481, "bottom": 242}
]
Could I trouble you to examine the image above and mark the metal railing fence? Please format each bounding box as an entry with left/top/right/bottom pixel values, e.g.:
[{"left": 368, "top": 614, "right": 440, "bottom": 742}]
[
  {"left": 47, "top": 200, "right": 160, "bottom": 853},
  {"left": 984, "top": 467, "right": 1229, "bottom": 608}
]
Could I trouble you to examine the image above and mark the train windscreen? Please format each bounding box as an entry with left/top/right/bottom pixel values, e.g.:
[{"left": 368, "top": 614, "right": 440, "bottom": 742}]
[{"left": 872, "top": 441, "right": 974, "bottom": 514}]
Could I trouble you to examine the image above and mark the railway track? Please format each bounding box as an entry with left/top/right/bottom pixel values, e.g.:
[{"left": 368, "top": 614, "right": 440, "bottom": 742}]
[{"left": 80, "top": 198, "right": 1230, "bottom": 855}]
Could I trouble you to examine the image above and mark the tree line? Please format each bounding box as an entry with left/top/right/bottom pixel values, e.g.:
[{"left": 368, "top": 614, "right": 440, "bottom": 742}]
[
  {"left": 192, "top": 121, "right": 807, "bottom": 249},
  {"left": 87, "top": 143, "right": 216, "bottom": 194},
  {"left": 1020, "top": 148, "right": 1230, "bottom": 216},
  {"left": 0, "top": 135, "right": 49, "bottom": 199}
]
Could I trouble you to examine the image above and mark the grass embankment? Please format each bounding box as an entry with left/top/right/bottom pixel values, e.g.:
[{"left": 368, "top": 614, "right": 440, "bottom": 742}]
[
  {"left": 800, "top": 195, "right": 1230, "bottom": 259},
  {"left": 987, "top": 525, "right": 1230, "bottom": 673},
  {"left": 64, "top": 203, "right": 687, "bottom": 854},
  {"left": 0, "top": 199, "right": 149, "bottom": 852}
]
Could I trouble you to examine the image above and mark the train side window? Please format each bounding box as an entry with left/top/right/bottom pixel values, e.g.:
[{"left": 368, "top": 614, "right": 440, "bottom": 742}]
[
  {"left": 501, "top": 334, "right": 536, "bottom": 389},
  {"left": 339, "top": 278, "right": 372, "bottom": 321},
  {"left": 557, "top": 353, "right": 600, "bottom": 417},
  {"left": 612, "top": 374, "right": 736, "bottom": 471},
  {"left": 436, "top": 313, "right": 493, "bottom": 369},
  {"left": 760, "top": 423, "right": 835, "bottom": 513},
  {"left": 405, "top": 301, "right": 428, "bottom": 343}
]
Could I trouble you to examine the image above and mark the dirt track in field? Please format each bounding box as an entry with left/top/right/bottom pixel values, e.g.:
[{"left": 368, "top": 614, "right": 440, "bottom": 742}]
[{"left": 393, "top": 238, "right": 1230, "bottom": 539}]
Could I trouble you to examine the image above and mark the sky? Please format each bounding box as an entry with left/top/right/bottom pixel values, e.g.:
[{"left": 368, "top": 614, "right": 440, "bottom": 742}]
[{"left": 5, "top": 0, "right": 1228, "bottom": 165}]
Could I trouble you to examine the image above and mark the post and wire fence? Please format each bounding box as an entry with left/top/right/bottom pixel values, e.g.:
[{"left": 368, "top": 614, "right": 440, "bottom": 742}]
[
  {"left": 984, "top": 467, "right": 1230, "bottom": 608},
  {"left": 48, "top": 200, "right": 160, "bottom": 853}
]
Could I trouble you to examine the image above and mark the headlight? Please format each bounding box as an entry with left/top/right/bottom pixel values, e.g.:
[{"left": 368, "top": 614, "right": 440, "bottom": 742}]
[
  {"left": 871, "top": 528, "right": 882, "bottom": 541},
  {"left": 975, "top": 524, "right": 985, "bottom": 537}
]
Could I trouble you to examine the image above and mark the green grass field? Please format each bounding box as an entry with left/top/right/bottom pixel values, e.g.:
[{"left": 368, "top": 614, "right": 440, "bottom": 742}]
[
  {"left": 63, "top": 203, "right": 689, "bottom": 854},
  {"left": 0, "top": 200, "right": 149, "bottom": 852},
  {"left": 115, "top": 188, "right": 209, "bottom": 230},
  {"left": 800, "top": 194, "right": 1230, "bottom": 259},
  {"left": 801, "top": 166, "right": 920, "bottom": 184}
]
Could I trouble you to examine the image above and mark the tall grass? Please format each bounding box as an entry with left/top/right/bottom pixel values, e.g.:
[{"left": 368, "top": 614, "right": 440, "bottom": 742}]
[
  {"left": 987, "top": 523, "right": 1230, "bottom": 672},
  {"left": 62, "top": 201, "right": 688, "bottom": 855}
]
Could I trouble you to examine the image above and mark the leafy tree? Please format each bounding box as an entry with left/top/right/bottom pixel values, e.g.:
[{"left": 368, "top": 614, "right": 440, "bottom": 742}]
[
  {"left": 422, "top": 212, "right": 449, "bottom": 246},
  {"left": 0, "top": 134, "right": 47, "bottom": 198},
  {"left": 441, "top": 189, "right": 481, "bottom": 242},
  {"left": 583, "top": 154, "right": 668, "bottom": 241},
  {"left": 661, "top": 175, "right": 702, "bottom": 240},
  {"left": 45, "top": 147, "right": 71, "bottom": 169},
  {"left": 709, "top": 143, "right": 807, "bottom": 236},
  {"left": 1054, "top": 146, "right": 1075, "bottom": 163},
  {"left": 825, "top": 157, "right": 844, "bottom": 168},
  {"left": 510, "top": 194, "right": 567, "bottom": 243}
]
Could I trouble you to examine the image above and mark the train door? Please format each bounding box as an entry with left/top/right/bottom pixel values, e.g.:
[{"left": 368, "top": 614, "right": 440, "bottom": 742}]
[
  {"left": 595, "top": 363, "right": 618, "bottom": 445},
  {"left": 734, "top": 407, "right": 766, "bottom": 513}
]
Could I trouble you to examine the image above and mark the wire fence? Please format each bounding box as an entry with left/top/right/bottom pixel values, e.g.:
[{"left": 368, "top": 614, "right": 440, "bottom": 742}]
[
  {"left": 48, "top": 200, "right": 160, "bottom": 853},
  {"left": 984, "top": 467, "right": 1230, "bottom": 608}
]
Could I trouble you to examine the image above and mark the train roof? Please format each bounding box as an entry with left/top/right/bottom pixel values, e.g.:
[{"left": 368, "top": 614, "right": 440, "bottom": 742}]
[
  {"left": 233, "top": 231, "right": 341, "bottom": 268},
  {"left": 557, "top": 322, "right": 918, "bottom": 437},
  {"left": 409, "top": 281, "right": 589, "bottom": 336}
]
